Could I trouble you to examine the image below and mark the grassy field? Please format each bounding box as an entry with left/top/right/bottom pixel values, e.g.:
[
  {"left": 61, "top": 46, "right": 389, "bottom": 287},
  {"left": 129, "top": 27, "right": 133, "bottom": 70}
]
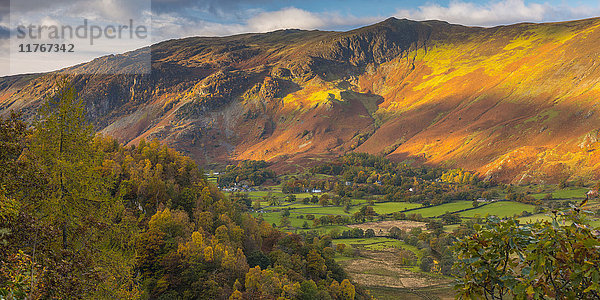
[
  {"left": 548, "top": 187, "right": 588, "bottom": 199},
  {"left": 252, "top": 209, "right": 362, "bottom": 233},
  {"left": 444, "top": 224, "right": 460, "bottom": 232},
  {"left": 518, "top": 213, "right": 554, "bottom": 223},
  {"left": 350, "top": 198, "right": 370, "bottom": 205},
  {"left": 291, "top": 192, "right": 315, "bottom": 199},
  {"left": 405, "top": 201, "right": 473, "bottom": 218},
  {"left": 289, "top": 201, "right": 415, "bottom": 215},
  {"left": 258, "top": 196, "right": 542, "bottom": 220},
  {"left": 298, "top": 224, "right": 351, "bottom": 232},
  {"left": 247, "top": 190, "right": 317, "bottom": 199},
  {"left": 518, "top": 212, "right": 600, "bottom": 227},
  {"left": 251, "top": 212, "right": 307, "bottom": 228},
  {"left": 246, "top": 190, "right": 281, "bottom": 198},
  {"left": 292, "top": 206, "right": 356, "bottom": 215},
  {"left": 262, "top": 203, "right": 322, "bottom": 210},
  {"left": 372, "top": 202, "right": 423, "bottom": 214},
  {"left": 460, "top": 201, "right": 535, "bottom": 218},
  {"left": 530, "top": 187, "right": 588, "bottom": 199},
  {"left": 254, "top": 199, "right": 429, "bottom": 235},
  {"left": 206, "top": 176, "right": 218, "bottom": 184}
]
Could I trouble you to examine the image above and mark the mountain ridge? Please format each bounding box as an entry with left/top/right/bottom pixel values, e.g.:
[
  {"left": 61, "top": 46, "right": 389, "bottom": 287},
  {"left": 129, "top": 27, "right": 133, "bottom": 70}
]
[{"left": 2, "top": 17, "right": 600, "bottom": 183}]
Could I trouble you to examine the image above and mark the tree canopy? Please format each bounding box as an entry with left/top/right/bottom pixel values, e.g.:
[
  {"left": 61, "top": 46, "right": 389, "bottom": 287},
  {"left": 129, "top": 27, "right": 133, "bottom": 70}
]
[{"left": 0, "top": 81, "right": 365, "bottom": 299}]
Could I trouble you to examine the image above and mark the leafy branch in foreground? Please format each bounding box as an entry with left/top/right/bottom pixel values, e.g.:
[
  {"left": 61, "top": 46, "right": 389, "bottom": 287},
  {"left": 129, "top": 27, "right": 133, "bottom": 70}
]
[{"left": 454, "top": 208, "right": 600, "bottom": 299}]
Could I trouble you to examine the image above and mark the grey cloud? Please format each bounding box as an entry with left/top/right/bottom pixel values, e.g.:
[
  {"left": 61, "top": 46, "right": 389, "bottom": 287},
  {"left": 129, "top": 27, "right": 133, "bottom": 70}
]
[
  {"left": 7, "top": 0, "right": 272, "bottom": 25},
  {"left": 0, "top": 0, "right": 9, "bottom": 22},
  {"left": 0, "top": 25, "right": 8, "bottom": 39},
  {"left": 9, "top": 0, "right": 77, "bottom": 14},
  {"left": 9, "top": 0, "right": 148, "bottom": 24},
  {"left": 151, "top": 0, "right": 273, "bottom": 15},
  {"left": 9, "top": 0, "right": 273, "bottom": 16},
  {"left": 395, "top": 0, "right": 600, "bottom": 27}
]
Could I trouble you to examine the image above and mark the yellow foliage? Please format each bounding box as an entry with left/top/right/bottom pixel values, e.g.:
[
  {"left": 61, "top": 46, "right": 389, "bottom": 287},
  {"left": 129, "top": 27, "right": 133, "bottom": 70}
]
[
  {"left": 340, "top": 279, "right": 356, "bottom": 300},
  {"left": 440, "top": 169, "right": 475, "bottom": 184},
  {"left": 221, "top": 249, "right": 237, "bottom": 271},
  {"left": 204, "top": 246, "right": 214, "bottom": 262},
  {"left": 191, "top": 231, "right": 204, "bottom": 247},
  {"left": 282, "top": 282, "right": 301, "bottom": 299},
  {"left": 229, "top": 289, "right": 243, "bottom": 300}
]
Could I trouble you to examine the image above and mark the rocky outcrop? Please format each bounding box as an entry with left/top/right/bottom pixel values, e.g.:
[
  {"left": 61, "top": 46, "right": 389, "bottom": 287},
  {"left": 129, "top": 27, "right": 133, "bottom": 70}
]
[{"left": 317, "top": 18, "right": 433, "bottom": 65}]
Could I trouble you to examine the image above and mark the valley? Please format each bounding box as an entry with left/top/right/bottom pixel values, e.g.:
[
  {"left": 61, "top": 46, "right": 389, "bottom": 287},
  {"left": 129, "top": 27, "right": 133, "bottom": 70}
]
[{"left": 213, "top": 154, "right": 600, "bottom": 299}]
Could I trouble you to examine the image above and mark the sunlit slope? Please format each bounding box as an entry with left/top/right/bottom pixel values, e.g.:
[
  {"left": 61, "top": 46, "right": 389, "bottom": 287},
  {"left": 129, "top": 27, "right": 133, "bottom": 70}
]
[
  {"left": 350, "top": 18, "right": 600, "bottom": 183},
  {"left": 1, "top": 18, "right": 600, "bottom": 183}
]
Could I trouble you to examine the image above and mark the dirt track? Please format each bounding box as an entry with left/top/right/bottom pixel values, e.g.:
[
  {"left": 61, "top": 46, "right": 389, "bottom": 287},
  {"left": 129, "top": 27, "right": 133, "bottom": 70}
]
[{"left": 339, "top": 249, "right": 454, "bottom": 299}]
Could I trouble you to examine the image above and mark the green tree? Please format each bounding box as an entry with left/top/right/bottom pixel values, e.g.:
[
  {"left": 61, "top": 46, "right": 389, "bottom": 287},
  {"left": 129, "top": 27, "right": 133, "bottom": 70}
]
[
  {"left": 22, "top": 82, "right": 137, "bottom": 298},
  {"left": 299, "top": 280, "right": 319, "bottom": 300},
  {"left": 266, "top": 192, "right": 281, "bottom": 206},
  {"left": 558, "top": 180, "right": 568, "bottom": 189},
  {"left": 426, "top": 220, "right": 444, "bottom": 233},
  {"left": 454, "top": 210, "right": 600, "bottom": 299},
  {"left": 28, "top": 82, "right": 111, "bottom": 249},
  {"left": 440, "top": 212, "right": 461, "bottom": 225},
  {"left": 0, "top": 112, "right": 27, "bottom": 191},
  {"left": 419, "top": 256, "right": 434, "bottom": 272},
  {"left": 280, "top": 216, "right": 291, "bottom": 228},
  {"left": 306, "top": 249, "right": 327, "bottom": 279},
  {"left": 253, "top": 199, "right": 262, "bottom": 210}
]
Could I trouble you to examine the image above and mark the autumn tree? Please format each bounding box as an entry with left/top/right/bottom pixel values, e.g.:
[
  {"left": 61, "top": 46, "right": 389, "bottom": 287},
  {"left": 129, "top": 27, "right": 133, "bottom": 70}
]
[
  {"left": 0, "top": 111, "right": 27, "bottom": 191},
  {"left": 27, "top": 81, "right": 113, "bottom": 249},
  {"left": 0, "top": 112, "right": 32, "bottom": 298},
  {"left": 2, "top": 82, "right": 139, "bottom": 298},
  {"left": 340, "top": 279, "right": 356, "bottom": 300}
]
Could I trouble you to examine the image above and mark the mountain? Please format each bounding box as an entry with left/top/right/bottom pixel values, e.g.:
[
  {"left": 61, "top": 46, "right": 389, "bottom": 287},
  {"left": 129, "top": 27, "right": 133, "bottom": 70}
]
[{"left": 2, "top": 17, "right": 600, "bottom": 184}]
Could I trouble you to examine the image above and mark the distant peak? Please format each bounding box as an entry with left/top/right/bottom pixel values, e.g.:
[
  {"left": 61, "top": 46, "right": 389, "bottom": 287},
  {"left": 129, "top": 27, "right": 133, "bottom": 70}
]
[
  {"left": 374, "top": 17, "right": 460, "bottom": 29},
  {"left": 378, "top": 17, "right": 409, "bottom": 25}
]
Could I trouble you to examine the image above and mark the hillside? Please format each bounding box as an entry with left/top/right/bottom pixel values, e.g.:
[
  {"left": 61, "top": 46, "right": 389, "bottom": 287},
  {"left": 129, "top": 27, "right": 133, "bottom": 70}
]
[{"left": 2, "top": 17, "right": 600, "bottom": 183}]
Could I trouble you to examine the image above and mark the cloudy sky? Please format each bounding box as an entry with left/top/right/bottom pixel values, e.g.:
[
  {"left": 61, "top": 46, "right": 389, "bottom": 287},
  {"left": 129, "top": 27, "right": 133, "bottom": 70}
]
[
  {"left": 1, "top": 0, "right": 600, "bottom": 76},
  {"left": 151, "top": 0, "right": 600, "bottom": 36}
]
